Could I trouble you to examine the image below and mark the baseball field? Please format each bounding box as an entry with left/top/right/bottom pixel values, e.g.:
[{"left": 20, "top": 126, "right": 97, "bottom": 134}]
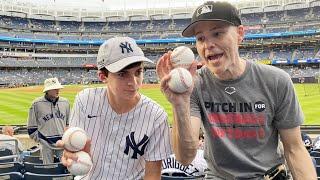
[{"left": 0, "top": 83, "right": 319, "bottom": 125}]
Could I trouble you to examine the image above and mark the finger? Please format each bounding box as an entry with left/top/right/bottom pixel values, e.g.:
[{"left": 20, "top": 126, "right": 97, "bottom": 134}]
[
  {"left": 61, "top": 154, "right": 73, "bottom": 167},
  {"left": 156, "top": 55, "right": 166, "bottom": 78},
  {"left": 56, "top": 140, "right": 64, "bottom": 148},
  {"left": 63, "top": 150, "right": 78, "bottom": 161},
  {"left": 189, "top": 61, "right": 198, "bottom": 76},
  {"left": 83, "top": 139, "right": 91, "bottom": 154},
  {"left": 160, "top": 75, "right": 171, "bottom": 94}
]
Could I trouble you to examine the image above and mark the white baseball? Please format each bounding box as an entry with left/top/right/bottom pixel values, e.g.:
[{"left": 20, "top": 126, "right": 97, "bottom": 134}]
[
  {"left": 170, "top": 46, "right": 195, "bottom": 68},
  {"left": 67, "top": 151, "right": 93, "bottom": 176},
  {"left": 168, "top": 67, "right": 193, "bottom": 93},
  {"left": 62, "top": 127, "right": 87, "bottom": 152}
]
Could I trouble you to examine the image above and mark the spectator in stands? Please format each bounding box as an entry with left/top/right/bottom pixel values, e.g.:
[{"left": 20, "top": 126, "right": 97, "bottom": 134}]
[
  {"left": 27, "top": 77, "right": 70, "bottom": 164},
  {"left": 162, "top": 131, "right": 207, "bottom": 177},
  {"left": 301, "top": 133, "right": 317, "bottom": 169},
  {"left": 156, "top": 1, "right": 317, "bottom": 179},
  {"left": 313, "top": 136, "right": 320, "bottom": 152},
  {"left": 0, "top": 126, "right": 24, "bottom": 153},
  {"left": 58, "top": 36, "right": 172, "bottom": 179}
]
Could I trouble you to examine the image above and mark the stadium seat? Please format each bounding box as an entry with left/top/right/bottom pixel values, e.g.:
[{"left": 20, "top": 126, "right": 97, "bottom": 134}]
[
  {"left": 0, "top": 162, "right": 24, "bottom": 173},
  {"left": 24, "top": 172, "right": 74, "bottom": 180},
  {"left": 311, "top": 151, "right": 320, "bottom": 157},
  {"left": 0, "top": 148, "right": 15, "bottom": 163},
  {"left": 161, "top": 174, "right": 204, "bottom": 179},
  {"left": 0, "top": 172, "right": 23, "bottom": 180},
  {"left": 23, "top": 155, "right": 43, "bottom": 164},
  {"left": 316, "top": 166, "right": 320, "bottom": 180},
  {"left": 315, "top": 157, "right": 320, "bottom": 165},
  {"left": 24, "top": 162, "right": 69, "bottom": 174}
]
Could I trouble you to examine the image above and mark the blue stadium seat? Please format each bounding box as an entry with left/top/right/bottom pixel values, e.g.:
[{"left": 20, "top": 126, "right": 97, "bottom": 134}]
[
  {"left": 0, "top": 172, "right": 23, "bottom": 180},
  {"left": 0, "top": 162, "right": 24, "bottom": 173},
  {"left": 315, "top": 157, "right": 320, "bottom": 165},
  {"left": 311, "top": 151, "right": 320, "bottom": 157},
  {"left": 316, "top": 166, "right": 320, "bottom": 180},
  {"left": 23, "top": 156, "right": 43, "bottom": 164},
  {"left": 0, "top": 148, "right": 14, "bottom": 163},
  {"left": 161, "top": 174, "right": 204, "bottom": 179},
  {"left": 24, "top": 162, "right": 68, "bottom": 174},
  {"left": 24, "top": 172, "right": 74, "bottom": 180}
]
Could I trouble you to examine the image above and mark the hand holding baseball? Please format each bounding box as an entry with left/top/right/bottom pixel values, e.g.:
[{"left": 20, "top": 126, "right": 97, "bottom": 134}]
[
  {"left": 56, "top": 127, "right": 92, "bottom": 176},
  {"left": 156, "top": 48, "right": 198, "bottom": 105}
]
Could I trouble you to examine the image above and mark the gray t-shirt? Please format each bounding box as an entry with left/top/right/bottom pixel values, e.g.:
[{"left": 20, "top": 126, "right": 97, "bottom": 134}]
[{"left": 190, "top": 61, "right": 303, "bottom": 179}]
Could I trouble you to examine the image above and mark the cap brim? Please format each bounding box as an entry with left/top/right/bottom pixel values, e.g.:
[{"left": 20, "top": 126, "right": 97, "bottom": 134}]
[
  {"left": 182, "top": 19, "right": 237, "bottom": 37},
  {"left": 106, "top": 56, "right": 154, "bottom": 73},
  {"left": 43, "top": 85, "right": 64, "bottom": 93}
]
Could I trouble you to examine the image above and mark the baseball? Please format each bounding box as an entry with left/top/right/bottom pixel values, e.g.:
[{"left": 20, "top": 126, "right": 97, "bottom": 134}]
[
  {"left": 170, "top": 46, "right": 194, "bottom": 68},
  {"left": 168, "top": 67, "right": 193, "bottom": 93},
  {"left": 67, "top": 151, "right": 93, "bottom": 176},
  {"left": 62, "top": 127, "right": 87, "bottom": 152}
]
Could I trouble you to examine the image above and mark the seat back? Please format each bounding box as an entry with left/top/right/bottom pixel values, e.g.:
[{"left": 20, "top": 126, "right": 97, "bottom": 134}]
[
  {"left": 0, "top": 162, "right": 24, "bottom": 173},
  {"left": 24, "top": 172, "right": 74, "bottom": 180},
  {"left": 0, "top": 148, "right": 14, "bottom": 163},
  {"left": 310, "top": 151, "right": 320, "bottom": 157},
  {"left": 161, "top": 174, "right": 204, "bottom": 180},
  {"left": 24, "top": 162, "right": 68, "bottom": 174},
  {"left": 23, "top": 156, "right": 43, "bottom": 164},
  {"left": 0, "top": 172, "right": 23, "bottom": 180}
]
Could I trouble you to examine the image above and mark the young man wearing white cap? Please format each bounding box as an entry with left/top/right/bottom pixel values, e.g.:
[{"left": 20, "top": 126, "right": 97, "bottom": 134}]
[
  {"left": 27, "top": 77, "right": 70, "bottom": 164},
  {"left": 59, "top": 37, "right": 172, "bottom": 179},
  {"left": 157, "top": 1, "right": 316, "bottom": 179}
]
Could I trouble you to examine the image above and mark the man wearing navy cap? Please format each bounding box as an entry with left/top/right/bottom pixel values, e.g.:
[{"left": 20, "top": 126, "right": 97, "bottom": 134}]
[{"left": 157, "top": 1, "right": 316, "bottom": 179}]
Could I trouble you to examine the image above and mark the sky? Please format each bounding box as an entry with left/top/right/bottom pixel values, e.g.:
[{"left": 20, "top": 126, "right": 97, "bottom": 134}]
[{"left": 13, "top": 0, "right": 242, "bottom": 10}]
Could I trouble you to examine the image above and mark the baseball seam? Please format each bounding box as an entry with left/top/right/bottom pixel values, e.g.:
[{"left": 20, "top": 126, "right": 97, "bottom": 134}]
[
  {"left": 69, "top": 130, "right": 84, "bottom": 151},
  {"left": 177, "top": 68, "right": 190, "bottom": 90}
]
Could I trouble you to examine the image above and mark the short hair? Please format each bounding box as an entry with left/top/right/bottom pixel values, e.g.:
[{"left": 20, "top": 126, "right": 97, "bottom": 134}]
[
  {"left": 2, "top": 126, "right": 14, "bottom": 135},
  {"left": 100, "top": 62, "right": 143, "bottom": 75}
]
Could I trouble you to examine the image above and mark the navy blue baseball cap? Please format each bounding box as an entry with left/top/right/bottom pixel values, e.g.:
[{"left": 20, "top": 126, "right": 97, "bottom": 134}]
[{"left": 182, "top": 1, "right": 242, "bottom": 37}]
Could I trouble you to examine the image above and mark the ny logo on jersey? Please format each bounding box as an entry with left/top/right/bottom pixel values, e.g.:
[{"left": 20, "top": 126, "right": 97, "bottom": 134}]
[
  {"left": 124, "top": 132, "right": 149, "bottom": 159},
  {"left": 119, "top": 42, "right": 133, "bottom": 54}
]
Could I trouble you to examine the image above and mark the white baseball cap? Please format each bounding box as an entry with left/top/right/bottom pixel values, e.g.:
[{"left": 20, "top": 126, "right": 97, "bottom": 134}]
[
  {"left": 97, "top": 36, "right": 153, "bottom": 73},
  {"left": 43, "top": 77, "right": 64, "bottom": 93}
]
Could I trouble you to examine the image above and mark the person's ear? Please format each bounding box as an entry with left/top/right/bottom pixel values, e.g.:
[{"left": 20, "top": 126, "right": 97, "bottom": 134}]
[
  {"left": 98, "top": 70, "right": 107, "bottom": 83},
  {"left": 237, "top": 25, "right": 245, "bottom": 44}
]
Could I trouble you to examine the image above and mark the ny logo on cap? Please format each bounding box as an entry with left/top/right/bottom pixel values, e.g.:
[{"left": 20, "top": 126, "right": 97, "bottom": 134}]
[
  {"left": 120, "top": 42, "right": 133, "bottom": 54},
  {"left": 197, "top": 5, "right": 213, "bottom": 16}
]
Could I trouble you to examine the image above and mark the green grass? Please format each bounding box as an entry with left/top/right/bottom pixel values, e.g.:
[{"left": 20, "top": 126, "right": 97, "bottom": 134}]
[{"left": 0, "top": 83, "right": 319, "bottom": 125}]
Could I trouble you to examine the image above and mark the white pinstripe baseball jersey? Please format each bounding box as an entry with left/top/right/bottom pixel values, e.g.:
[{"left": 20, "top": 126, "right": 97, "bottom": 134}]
[{"left": 70, "top": 87, "right": 172, "bottom": 180}]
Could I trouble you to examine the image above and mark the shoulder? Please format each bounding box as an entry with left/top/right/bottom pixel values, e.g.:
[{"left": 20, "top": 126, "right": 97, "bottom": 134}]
[
  {"left": 77, "top": 87, "right": 106, "bottom": 98},
  {"left": 250, "top": 61, "right": 290, "bottom": 80},
  {"left": 31, "top": 96, "right": 46, "bottom": 105},
  {"left": 58, "top": 97, "right": 69, "bottom": 103}
]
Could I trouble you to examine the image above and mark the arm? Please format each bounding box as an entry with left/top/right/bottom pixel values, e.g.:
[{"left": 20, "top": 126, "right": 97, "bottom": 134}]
[
  {"left": 172, "top": 104, "right": 201, "bottom": 165},
  {"left": 144, "top": 160, "right": 162, "bottom": 180},
  {"left": 157, "top": 52, "right": 200, "bottom": 165},
  {"left": 279, "top": 127, "right": 317, "bottom": 180},
  {"left": 27, "top": 104, "right": 40, "bottom": 142}
]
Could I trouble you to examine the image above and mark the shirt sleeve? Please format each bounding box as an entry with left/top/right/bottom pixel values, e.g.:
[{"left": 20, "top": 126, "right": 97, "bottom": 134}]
[
  {"left": 27, "top": 103, "right": 40, "bottom": 142},
  {"left": 145, "top": 109, "right": 172, "bottom": 161},
  {"left": 274, "top": 72, "right": 304, "bottom": 129},
  {"left": 69, "top": 93, "right": 86, "bottom": 129}
]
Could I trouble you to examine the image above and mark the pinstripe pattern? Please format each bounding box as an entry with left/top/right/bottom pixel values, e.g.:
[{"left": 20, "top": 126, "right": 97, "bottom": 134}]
[{"left": 70, "top": 87, "right": 172, "bottom": 180}]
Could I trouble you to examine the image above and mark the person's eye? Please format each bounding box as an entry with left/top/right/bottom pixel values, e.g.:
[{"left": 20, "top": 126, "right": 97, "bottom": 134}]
[
  {"left": 136, "top": 70, "right": 143, "bottom": 76},
  {"left": 196, "top": 36, "right": 204, "bottom": 42},
  {"left": 117, "top": 72, "right": 125, "bottom": 77},
  {"left": 214, "top": 32, "right": 223, "bottom": 37}
]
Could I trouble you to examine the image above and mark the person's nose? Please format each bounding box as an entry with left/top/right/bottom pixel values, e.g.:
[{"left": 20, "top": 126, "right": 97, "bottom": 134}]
[
  {"left": 127, "top": 74, "right": 137, "bottom": 86},
  {"left": 204, "top": 38, "right": 215, "bottom": 50}
]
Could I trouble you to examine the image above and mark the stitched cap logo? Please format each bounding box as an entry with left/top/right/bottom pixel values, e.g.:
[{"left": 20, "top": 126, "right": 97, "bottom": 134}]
[
  {"left": 197, "top": 5, "right": 213, "bottom": 17},
  {"left": 119, "top": 41, "right": 133, "bottom": 54}
]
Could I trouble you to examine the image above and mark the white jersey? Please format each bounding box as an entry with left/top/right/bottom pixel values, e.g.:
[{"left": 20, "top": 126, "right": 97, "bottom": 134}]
[
  {"left": 162, "top": 150, "right": 207, "bottom": 177},
  {"left": 70, "top": 87, "right": 172, "bottom": 180}
]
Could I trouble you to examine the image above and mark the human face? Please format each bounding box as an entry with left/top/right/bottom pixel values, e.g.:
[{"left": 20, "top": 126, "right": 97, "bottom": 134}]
[
  {"left": 106, "top": 64, "right": 143, "bottom": 101},
  {"left": 46, "top": 89, "right": 60, "bottom": 99},
  {"left": 194, "top": 21, "right": 245, "bottom": 80}
]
